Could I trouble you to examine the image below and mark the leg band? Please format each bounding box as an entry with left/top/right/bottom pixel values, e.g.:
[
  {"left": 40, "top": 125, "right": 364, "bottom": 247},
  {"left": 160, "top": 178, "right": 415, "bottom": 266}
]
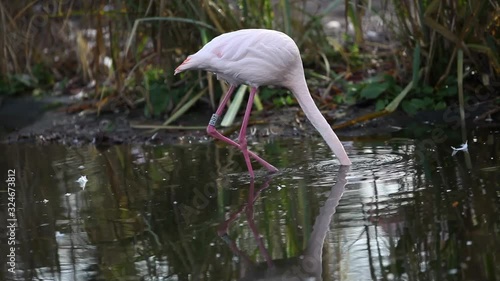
[{"left": 209, "top": 113, "right": 219, "bottom": 127}]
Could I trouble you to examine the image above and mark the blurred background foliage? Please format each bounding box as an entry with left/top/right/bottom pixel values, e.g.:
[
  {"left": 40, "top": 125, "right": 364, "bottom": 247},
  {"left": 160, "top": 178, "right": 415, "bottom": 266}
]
[{"left": 0, "top": 0, "right": 498, "bottom": 120}]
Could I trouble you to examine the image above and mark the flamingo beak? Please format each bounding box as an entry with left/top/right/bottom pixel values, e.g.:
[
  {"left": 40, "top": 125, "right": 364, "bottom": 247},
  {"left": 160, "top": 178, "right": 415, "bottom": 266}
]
[{"left": 174, "top": 57, "right": 191, "bottom": 75}]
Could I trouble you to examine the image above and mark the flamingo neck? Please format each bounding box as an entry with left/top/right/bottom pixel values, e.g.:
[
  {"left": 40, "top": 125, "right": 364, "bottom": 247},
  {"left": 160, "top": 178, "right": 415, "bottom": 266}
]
[
  {"left": 288, "top": 77, "right": 352, "bottom": 166},
  {"left": 303, "top": 166, "right": 349, "bottom": 271}
]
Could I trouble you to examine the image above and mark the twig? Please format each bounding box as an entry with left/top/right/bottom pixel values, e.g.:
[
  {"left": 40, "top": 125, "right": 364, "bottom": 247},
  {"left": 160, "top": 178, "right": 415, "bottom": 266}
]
[
  {"left": 474, "top": 106, "right": 500, "bottom": 122},
  {"left": 130, "top": 124, "right": 206, "bottom": 130}
]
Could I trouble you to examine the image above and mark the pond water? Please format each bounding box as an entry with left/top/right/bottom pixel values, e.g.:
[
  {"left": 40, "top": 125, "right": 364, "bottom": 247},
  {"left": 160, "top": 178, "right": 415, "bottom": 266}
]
[{"left": 0, "top": 126, "right": 499, "bottom": 281}]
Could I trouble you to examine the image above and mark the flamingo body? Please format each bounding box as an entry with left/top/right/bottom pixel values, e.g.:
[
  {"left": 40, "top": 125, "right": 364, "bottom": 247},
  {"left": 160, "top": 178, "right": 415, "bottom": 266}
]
[
  {"left": 175, "top": 29, "right": 300, "bottom": 88},
  {"left": 175, "top": 29, "right": 351, "bottom": 177}
]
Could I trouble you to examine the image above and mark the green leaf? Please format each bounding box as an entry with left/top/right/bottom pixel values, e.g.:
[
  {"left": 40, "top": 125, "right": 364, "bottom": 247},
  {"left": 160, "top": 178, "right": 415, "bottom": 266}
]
[
  {"left": 422, "top": 86, "right": 433, "bottom": 95},
  {"left": 346, "top": 83, "right": 362, "bottom": 96},
  {"left": 393, "top": 85, "right": 403, "bottom": 93},
  {"left": 410, "top": 98, "right": 426, "bottom": 109},
  {"left": 344, "top": 94, "right": 357, "bottom": 105},
  {"left": 402, "top": 100, "right": 418, "bottom": 115},
  {"left": 434, "top": 101, "right": 447, "bottom": 110},
  {"left": 382, "top": 74, "right": 396, "bottom": 87},
  {"left": 375, "top": 99, "right": 388, "bottom": 111},
  {"left": 259, "top": 87, "right": 281, "bottom": 100},
  {"left": 360, "top": 82, "right": 389, "bottom": 99},
  {"left": 147, "top": 83, "right": 169, "bottom": 117},
  {"left": 422, "top": 97, "right": 434, "bottom": 108},
  {"left": 445, "top": 85, "right": 457, "bottom": 96}
]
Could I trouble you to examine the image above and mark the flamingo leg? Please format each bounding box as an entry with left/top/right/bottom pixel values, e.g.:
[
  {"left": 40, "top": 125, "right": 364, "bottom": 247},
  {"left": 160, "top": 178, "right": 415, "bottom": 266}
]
[
  {"left": 217, "top": 178, "right": 273, "bottom": 266},
  {"left": 214, "top": 85, "right": 236, "bottom": 116},
  {"left": 238, "top": 87, "right": 257, "bottom": 177},
  {"left": 245, "top": 180, "right": 273, "bottom": 266},
  {"left": 207, "top": 86, "right": 279, "bottom": 176}
]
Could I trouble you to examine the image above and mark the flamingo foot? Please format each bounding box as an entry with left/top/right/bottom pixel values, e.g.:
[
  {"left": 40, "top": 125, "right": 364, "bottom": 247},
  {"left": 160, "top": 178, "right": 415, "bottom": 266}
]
[
  {"left": 207, "top": 126, "right": 278, "bottom": 177},
  {"left": 206, "top": 86, "right": 279, "bottom": 177}
]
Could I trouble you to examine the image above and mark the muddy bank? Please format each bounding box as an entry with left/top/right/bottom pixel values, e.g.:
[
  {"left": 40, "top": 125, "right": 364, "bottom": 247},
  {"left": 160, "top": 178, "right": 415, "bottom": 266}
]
[{"left": 1, "top": 95, "right": 498, "bottom": 147}]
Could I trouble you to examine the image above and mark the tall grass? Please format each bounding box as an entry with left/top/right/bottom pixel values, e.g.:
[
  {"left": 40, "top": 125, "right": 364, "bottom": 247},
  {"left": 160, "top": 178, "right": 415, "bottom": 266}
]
[
  {"left": 340, "top": 0, "right": 498, "bottom": 117},
  {"left": 392, "top": 0, "right": 498, "bottom": 86},
  {"left": 0, "top": 0, "right": 498, "bottom": 120},
  {"left": 0, "top": 0, "right": 334, "bottom": 120}
]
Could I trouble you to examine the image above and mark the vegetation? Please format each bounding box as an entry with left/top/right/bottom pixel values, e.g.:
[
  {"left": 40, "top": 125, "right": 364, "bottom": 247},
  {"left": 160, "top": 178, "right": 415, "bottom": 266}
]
[{"left": 0, "top": 0, "right": 498, "bottom": 123}]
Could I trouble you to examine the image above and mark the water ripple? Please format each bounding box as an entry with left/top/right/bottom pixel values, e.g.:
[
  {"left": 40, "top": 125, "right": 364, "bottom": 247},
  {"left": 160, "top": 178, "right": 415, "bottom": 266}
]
[{"left": 348, "top": 143, "right": 414, "bottom": 184}]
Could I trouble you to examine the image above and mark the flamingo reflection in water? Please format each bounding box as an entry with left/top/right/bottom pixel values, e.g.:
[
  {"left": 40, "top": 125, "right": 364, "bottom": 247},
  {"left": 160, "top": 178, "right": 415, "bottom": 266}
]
[{"left": 217, "top": 166, "right": 349, "bottom": 280}]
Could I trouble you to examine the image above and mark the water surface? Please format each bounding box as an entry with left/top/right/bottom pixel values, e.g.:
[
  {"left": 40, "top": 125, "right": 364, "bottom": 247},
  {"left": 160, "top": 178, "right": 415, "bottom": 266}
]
[{"left": 0, "top": 127, "right": 499, "bottom": 281}]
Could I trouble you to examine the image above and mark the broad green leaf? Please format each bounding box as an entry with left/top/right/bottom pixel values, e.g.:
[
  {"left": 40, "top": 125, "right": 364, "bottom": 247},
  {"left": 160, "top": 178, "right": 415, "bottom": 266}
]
[
  {"left": 435, "top": 101, "right": 447, "bottom": 110},
  {"left": 422, "top": 86, "right": 433, "bottom": 95},
  {"left": 443, "top": 85, "right": 457, "bottom": 97},
  {"left": 411, "top": 98, "right": 426, "bottom": 109},
  {"left": 146, "top": 83, "right": 169, "bottom": 117},
  {"left": 422, "top": 97, "right": 434, "bottom": 108},
  {"left": 402, "top": 100, "right": 418, "bottom": 115},
  {"left": 360, "top": 82, "right": 390, "bottom": 99},
  {"left": 382, "top": 74, "right": 396, "bottom": 86},
  {"left": 375, "top": 99, "right": 388, "bottom": 111}
]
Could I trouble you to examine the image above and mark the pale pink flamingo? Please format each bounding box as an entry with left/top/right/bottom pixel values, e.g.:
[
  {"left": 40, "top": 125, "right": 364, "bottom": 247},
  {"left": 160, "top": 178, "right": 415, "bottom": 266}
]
[{"left": 175, "top": 29, "right": 351, "bottom": 177}]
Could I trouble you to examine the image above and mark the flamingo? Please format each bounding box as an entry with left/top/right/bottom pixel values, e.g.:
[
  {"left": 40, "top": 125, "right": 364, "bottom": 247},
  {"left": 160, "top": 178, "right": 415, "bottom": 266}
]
[{"left": 175, "top": 29, "right": 351, "bottom": 177}]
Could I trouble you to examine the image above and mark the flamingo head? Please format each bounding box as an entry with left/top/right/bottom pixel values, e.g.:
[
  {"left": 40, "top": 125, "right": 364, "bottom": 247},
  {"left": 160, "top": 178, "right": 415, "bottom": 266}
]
[{"left": 174, "top": 56, "right": 195, "bottom": 75}]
